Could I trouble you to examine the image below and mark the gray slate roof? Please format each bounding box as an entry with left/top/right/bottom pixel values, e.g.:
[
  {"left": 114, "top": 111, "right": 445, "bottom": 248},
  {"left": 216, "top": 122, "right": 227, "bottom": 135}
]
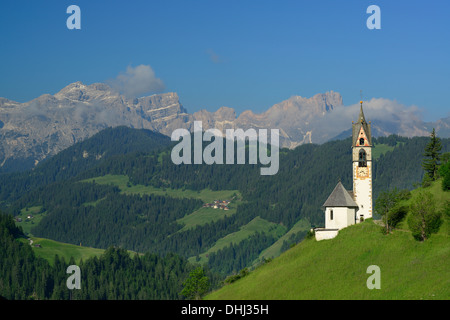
[{"left": 322, "top": 181, "right": 358, "bottom": 208}]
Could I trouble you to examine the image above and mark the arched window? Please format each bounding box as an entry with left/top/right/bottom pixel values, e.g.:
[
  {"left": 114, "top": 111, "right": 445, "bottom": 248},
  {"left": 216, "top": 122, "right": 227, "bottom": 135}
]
[
  {"left": 359, "top": 149, "right": 367, "bottom": 167},
  {"left": 330, "top": 209, "right": 334, "bottom": 220},
  {"left": 359, "top": 138, "right": 365, "bottom": 145}
]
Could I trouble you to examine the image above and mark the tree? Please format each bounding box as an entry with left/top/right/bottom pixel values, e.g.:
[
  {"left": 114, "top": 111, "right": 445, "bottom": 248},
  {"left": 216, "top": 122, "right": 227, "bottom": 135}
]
[
  {"left": 375, "top": 188, "right": 402, "bottom": 234},
  {"left": 422, "top": 128, "right": 442, "bottom": 185},
  {"left": 439, "top": 152, "right": 450, "bottom": 191},
  {"left": 181, "top": 267, "right": 210, "bottom": 300},
  {"left": 407, "top": 191, "right": 442, "bottom": 241}
]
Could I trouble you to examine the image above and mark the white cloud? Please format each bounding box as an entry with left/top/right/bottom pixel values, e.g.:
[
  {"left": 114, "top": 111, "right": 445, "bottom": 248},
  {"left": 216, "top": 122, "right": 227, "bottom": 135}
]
[
  {"left": 108, "top": 65, "right": 165, "bottom": 98},
  {"left": 310, "top": 98, "right": 428, "bottom": 141}
]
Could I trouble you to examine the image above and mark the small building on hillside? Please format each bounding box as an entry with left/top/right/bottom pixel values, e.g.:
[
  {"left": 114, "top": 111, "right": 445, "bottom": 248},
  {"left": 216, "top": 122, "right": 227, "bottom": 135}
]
[
  {"left": 315, "top": 181, "right": 359, "bottom": 241},
  {"left": 315, "top": 101, "right": 373, "bottom": 241}
]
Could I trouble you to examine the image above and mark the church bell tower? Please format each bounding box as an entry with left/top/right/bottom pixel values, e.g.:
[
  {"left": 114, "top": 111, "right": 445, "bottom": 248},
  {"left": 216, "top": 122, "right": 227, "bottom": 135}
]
[{"left": 352, "top": 101, "right": 373, "bottom": 222}]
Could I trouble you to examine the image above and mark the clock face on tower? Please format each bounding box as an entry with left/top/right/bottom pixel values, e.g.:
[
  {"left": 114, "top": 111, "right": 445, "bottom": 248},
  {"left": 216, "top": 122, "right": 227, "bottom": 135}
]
[{"left": 357, "top": 166, "right": 368, "bottom": 177}]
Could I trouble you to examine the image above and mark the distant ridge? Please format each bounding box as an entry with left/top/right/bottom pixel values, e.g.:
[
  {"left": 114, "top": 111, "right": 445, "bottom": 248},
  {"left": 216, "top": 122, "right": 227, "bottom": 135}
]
[
  {"left": 0, "top": 126, "right": 171, "bottom": 204},
  {"left": 1, "top": 81, "right": 448, "bottom": 173}
]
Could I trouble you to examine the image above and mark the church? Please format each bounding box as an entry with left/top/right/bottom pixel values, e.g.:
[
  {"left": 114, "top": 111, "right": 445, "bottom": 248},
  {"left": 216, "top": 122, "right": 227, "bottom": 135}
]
[{"left": 315, "top": 101, "right": 373, "bottom": 241}]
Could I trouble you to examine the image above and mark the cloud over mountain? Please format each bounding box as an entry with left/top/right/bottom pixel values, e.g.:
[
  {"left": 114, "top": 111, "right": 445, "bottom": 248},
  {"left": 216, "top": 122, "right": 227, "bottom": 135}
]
[
  {"left": 108, "top": 65, "right": 165, "bottom": 98},
  {"left": 313, "top": 98, "right": 429, "bottom": 141}
]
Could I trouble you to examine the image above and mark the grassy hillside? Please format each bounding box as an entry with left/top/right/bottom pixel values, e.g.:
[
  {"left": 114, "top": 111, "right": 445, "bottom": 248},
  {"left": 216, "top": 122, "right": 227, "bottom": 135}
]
[
  {"left": 15, "top": 206, "right": 105, "bottom": 265},
  {"left": 206, "top": 181, "right": 450, "bottom": 300},
  {"left": 19, "top": 237, "right": 105, "bottom": 266},
  {"left": 81, "top": 174, "right": 240, "bottom": 203},
  {"left": 206, "top": 219, "right": 449, "bottom": 299},
  {"left": 256, "top": 218, "right": 310, "bottom": 263},
  {"left": 81, "top": 174, "right": 242, "bottom": 232},
  {"left": 189, "top": 216, "right": 286, "bottom": 265}
]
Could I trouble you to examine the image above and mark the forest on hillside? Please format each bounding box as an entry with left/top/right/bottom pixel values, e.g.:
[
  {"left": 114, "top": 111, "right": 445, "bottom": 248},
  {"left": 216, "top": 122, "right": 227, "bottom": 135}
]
[
  {"left": 0, "top": 213, "right": 216, "bottom": 300},
  {"left": 1, "top": 127, "right": 449, "bottom": 285}
]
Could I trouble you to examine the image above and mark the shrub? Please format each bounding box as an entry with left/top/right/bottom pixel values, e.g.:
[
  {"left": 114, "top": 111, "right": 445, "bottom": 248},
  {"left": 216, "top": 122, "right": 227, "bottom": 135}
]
[{"left": 407, "top": 191, "right": 442, "bottom": 241}]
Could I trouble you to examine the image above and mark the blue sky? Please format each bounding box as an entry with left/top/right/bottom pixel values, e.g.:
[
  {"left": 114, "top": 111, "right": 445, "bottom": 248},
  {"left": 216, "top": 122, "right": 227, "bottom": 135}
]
[{"left": 0, "top": 0, "right": 449, "bottom": 121}]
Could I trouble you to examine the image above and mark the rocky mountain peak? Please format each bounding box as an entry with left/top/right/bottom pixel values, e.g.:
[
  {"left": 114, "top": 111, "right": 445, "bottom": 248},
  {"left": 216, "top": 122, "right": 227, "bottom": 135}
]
[
  {"left": 0, "top": 82, "right": 448, "bottom": 173},
  {"left": 54, "top": 81, "right": 118, "bottom": 102},
  {"left": 311, "top": 91, "right": 343, "bottom": 111},
  {"left": 277, "top": 91, "right": 343, "bottom": 114}
]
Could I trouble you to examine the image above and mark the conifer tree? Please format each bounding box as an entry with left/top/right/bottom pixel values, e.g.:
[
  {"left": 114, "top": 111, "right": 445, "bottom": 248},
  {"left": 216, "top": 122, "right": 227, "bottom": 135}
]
[
  {"left": 422, "top": 128, "right": 442, "bottom": 183},
  {"left": 439, "top": 152, "right": 450, "bottom": 191}
]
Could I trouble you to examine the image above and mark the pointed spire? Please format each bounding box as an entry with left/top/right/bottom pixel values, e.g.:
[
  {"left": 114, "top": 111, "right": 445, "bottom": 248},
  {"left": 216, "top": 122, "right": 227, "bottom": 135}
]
[
  {"left": 358, "top": 100, "right": 366, "bottom": 124},
  {"left": 352, "top": 99, "right": 372, "bottom": 146}
]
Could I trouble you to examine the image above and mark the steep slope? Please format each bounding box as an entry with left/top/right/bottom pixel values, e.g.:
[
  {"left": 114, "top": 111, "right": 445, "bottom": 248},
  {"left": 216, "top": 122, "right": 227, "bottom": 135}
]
[
  {"left": 206, "top": 181, "right": 450, "bottom": 300},
  {"left": 206, "top": 220, "right": 449, "bottom": 299}
]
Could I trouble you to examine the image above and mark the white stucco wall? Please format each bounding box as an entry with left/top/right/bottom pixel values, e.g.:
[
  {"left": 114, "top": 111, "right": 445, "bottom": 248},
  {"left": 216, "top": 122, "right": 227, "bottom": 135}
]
[
  {"left": 315, "top": 229, "right": 339, "bottom": 241},
  {"left": 325, "top": 207, "right": 356, "bottom": 230},
  {"left": 353, "top": 161, "right": 373, "bottom": 221}
]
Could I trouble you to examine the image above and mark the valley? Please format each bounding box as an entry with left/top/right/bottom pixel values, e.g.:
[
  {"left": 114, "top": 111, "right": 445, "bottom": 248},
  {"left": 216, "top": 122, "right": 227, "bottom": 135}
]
[{"left": 1, "top": 126, "right": 449, "bottom": 300}]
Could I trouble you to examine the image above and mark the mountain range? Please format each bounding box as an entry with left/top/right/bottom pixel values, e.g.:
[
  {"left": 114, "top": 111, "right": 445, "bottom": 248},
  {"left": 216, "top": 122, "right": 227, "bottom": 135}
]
[{"left": 1, "top": 81, "right": 448, "bottom": 173}]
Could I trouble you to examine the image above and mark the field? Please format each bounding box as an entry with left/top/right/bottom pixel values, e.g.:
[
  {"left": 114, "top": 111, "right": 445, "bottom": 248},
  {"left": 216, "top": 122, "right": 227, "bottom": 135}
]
[
  {"left": 372, "top": 141, "right": 405, "bottom": 160},
  {"left": 18, "top": 237, "right": 105, "bottom": 266},
  {"left": 189, "top": 216, "right": 287, "bottom": 265},
  {"left": 372, "top": 143, "right": 394, "bottom": 159},
  {"left": 81, "top": 174, "right": 240, "bottom": 203},
  {"left": 14, "top": 206, "right": 46, "bottom": 236},
  {"left": 256, "top": 218, "right": 310, "bottom": 263},
  {"left": 177, "top": 206, "right": 236, "bottom": 232},
  {"left": 81, "top": 174, "right": 242, "bottom": 232}
]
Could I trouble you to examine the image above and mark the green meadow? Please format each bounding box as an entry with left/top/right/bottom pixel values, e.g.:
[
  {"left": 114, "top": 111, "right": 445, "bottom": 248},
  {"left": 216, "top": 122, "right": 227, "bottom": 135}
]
[
  {"left": 19, "top": 237, "right": 105, "bottom": 266},
  {"left": 206, "top": 180, "right": 450, "bottom": 300},
  {"left": 15, "top": 207, "right": 105, "bottom": 265},
  {"left": 372, "top": 141, "right": 405, "bottom": 160},
  {"left": 190, "top": 216, "right": 286, "bottom": 265},
  {"left": 15, "top": 174, "right": 245, "bottom": 266},
  {"left": 82, "top": 174, "right": 243, "bottom": 232},
  {"left": 206, "top": 219, "right": 449, "bottom": 300},
  {"left": 256, "top": 218, "right": 310, "bottom": 263},
  {"left": 81, "top": 174, "right": 240, "bottom": 203},
  {"left": 177, "top": 206, "right": 236, "bottom": 232},
  {"left": 14, "top": 206, "right": 46, "bottom": 236}
]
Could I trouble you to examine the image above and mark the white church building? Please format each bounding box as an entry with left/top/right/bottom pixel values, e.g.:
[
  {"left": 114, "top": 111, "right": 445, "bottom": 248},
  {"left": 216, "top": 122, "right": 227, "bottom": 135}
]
[{"left": 315, "top": 102, "right": 373, "bottom": 241}]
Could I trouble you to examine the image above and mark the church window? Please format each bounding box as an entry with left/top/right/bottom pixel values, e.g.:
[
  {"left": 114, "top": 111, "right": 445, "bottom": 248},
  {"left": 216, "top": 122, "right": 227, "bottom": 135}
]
[
  {"left": 330, "top": 210, "right": 333, "bottom": 220},
  {"left": 359, "top": 138, "right": 364, "bottom": 145},
  {"left": 359, "top": 149, "right": 367, "bottom": 167}
]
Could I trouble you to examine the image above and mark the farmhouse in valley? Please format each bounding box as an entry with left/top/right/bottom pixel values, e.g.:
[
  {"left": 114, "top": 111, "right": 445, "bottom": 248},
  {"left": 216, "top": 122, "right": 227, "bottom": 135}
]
[
  {"left": 315, "top": 101, "right": 373, "bottom": 241},
  {"left": 203, "top": 199, "right": 231, "bottom": 210}
]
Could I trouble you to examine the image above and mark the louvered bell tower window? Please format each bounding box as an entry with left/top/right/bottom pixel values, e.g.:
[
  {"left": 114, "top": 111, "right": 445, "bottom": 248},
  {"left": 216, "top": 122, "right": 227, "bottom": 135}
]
[{"left": 359, "top": 149, "right": 367, "bottom": 167}]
